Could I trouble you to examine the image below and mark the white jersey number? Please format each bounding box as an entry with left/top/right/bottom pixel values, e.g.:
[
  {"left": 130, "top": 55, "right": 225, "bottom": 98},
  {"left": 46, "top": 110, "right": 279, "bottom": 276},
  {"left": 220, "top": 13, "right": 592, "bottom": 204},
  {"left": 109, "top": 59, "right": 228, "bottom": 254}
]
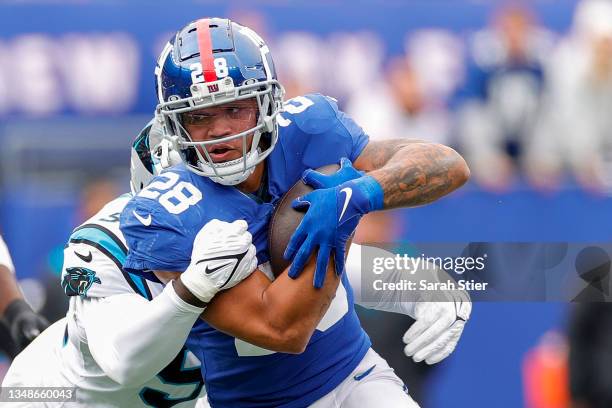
[
  {"left": 277, "top": 96, "right": 315, "bottom": 127},
  {"left": 139, "top": 172, "right": 202, "bottom": 215},
  {"left": 190, "top": 58, "right": 229, "bottom": 84},
  {"left": 140, "top": 347, "right": 204, "bottom": 407}
]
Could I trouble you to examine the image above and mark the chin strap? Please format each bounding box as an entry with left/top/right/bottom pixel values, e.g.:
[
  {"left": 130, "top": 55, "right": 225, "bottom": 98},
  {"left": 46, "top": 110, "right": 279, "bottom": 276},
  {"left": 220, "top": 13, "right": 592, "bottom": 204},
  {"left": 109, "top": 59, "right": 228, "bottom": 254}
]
[
  {"left": 209, "top": 169, "right": 256, "bottom": 186},
  {"left": 197, "top": 147, "right": 261, "bottom": 186}
]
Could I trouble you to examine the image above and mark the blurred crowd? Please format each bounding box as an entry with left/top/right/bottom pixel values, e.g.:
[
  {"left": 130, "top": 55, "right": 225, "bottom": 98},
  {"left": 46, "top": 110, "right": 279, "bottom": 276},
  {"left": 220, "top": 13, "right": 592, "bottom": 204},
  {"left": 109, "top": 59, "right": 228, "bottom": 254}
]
[
  {"left": 261, "top": 0, "right": 612, "bottom": 195},
  {"left": 2, "top": 1, "right": 610, "bottom": 196},
  {"left": 249, "top": 3, "right": 612, "bottom": 407}
]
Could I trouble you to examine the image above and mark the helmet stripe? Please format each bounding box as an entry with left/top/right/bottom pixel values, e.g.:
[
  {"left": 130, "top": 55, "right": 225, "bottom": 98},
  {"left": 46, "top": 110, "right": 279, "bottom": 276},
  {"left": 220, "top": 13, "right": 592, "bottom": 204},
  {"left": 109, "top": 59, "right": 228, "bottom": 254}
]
[{"left": 196, "top": 18, "right": 218, "bottom": 82}]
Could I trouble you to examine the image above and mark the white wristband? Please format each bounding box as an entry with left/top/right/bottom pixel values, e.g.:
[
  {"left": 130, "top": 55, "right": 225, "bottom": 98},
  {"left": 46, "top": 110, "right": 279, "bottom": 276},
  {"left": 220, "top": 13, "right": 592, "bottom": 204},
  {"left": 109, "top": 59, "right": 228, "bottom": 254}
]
[
  {"left": 167, "top": 280, "right": 206, "bottom": 314},
  {"left": 180, "top": 264, "right": 218, "bottom": 303}
]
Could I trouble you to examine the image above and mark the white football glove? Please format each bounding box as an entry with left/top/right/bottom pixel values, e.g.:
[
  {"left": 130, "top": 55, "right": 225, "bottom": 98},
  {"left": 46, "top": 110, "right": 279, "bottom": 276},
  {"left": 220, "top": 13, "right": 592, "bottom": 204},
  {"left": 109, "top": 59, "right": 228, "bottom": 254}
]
[
  {"left": 403, "top": 292, "right": 471, "bottom": 365},
  {"left": 180, "top": 219, "right": 257, "bottom": 303}
]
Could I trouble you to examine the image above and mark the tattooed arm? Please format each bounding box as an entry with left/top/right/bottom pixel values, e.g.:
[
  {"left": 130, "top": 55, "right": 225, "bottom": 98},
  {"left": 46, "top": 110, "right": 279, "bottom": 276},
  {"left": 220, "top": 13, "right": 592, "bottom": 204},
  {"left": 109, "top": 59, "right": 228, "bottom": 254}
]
[
  {"left": 285, "top": 139, "right": 469, "bottom": 285},
  {"left": 353, "top": 139, "right": 470, "bottom": 208}
]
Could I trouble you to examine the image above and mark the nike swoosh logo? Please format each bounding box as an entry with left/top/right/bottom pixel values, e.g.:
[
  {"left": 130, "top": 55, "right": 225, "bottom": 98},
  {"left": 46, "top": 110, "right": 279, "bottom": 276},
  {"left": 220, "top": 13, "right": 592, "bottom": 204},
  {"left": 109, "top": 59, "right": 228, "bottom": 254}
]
[
  {"left": 353, "top": 364, "right": 376, "bottom": 381},
  {"left": 204, "top": 259, "right": 236, "bottom": 275},
  {"left": 133, "top": 210, "right": 152, "bottom": 226},
  {"left": 339, "top": 187, "right": 353, "bottom": 222},
  {"left": 74, "top": 250, "right": 92, "bottom": 263},
  {"left": 196, "top": 250, "right": 249, "bottom": 288}
]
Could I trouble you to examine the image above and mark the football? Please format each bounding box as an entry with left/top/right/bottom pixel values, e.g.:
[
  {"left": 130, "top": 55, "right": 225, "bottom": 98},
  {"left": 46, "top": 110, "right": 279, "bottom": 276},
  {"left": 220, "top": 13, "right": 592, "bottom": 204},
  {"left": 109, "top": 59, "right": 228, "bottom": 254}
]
[{"left": 268, "top": 164, "right": 340, "bottom": 276}]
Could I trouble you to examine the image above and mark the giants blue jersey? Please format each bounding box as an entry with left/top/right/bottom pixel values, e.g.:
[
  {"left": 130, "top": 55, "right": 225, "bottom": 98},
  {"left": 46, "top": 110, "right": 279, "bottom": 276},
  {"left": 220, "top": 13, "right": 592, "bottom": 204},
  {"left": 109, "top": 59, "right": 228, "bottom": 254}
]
[{"left": 121, "top": 94, "right": 371, "bottom": 407}]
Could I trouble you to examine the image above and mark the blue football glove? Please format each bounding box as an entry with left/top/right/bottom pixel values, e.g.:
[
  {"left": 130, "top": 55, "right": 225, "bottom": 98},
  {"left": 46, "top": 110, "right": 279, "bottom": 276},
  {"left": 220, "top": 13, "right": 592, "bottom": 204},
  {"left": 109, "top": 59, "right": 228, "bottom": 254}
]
[
  {"left": 284, "top": 161, "right": 384, "bottom": 288},
  {"left": 300, "top": 157, "right": 364, "bottom": 189}
]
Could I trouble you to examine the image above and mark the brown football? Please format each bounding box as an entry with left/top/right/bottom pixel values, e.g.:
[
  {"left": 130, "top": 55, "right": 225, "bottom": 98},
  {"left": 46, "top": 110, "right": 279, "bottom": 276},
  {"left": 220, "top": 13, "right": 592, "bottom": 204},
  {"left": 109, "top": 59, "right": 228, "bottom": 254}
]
[{"left": 268, "top": 164, "right": 340, "bottom": 277}]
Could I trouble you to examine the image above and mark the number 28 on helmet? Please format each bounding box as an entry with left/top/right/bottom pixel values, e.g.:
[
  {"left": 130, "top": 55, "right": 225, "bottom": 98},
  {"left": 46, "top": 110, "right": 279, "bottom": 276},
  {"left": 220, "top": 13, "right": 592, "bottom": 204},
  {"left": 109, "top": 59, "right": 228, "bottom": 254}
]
[{"left": 155, "top": 18, "right": 284, "bottom": 185}]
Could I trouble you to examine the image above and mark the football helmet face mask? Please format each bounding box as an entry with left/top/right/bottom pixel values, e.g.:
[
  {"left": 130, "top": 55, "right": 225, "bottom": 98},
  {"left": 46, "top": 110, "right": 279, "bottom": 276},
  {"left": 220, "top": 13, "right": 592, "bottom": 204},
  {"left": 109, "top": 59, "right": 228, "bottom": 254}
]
[{"left": 155, "top": 18, "right": 284, "bottom": 185}]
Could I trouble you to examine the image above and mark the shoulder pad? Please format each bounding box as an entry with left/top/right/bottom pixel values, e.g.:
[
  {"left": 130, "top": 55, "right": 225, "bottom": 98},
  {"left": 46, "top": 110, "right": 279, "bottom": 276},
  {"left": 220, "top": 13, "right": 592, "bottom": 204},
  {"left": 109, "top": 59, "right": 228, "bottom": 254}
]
[
  {"left": 120, "top": 168, "right": 206, "bottom": 274},
  {"left": 69, "top": 193, "right": 132, "bottom": 265}
]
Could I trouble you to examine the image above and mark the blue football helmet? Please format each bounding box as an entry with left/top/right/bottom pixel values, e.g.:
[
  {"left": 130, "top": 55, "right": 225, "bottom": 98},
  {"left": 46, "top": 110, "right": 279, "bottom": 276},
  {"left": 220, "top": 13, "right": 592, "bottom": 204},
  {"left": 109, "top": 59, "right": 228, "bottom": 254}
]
[{"left": 154, "top": 18, "right": 284, "bottom": 185}]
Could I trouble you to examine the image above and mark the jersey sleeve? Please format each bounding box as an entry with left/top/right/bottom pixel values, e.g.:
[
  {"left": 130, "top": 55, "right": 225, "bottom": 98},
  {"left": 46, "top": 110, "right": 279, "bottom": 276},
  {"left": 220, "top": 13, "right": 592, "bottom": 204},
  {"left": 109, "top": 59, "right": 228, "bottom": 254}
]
[
  {"left": 81, "top": 284, "right": 204, "bottom": 387},
  {"left": 289, "top": 94, "right": 370, "bottom": 165},
  {"left": 120, "top": 193, "right": 195, "bottom": 278},
  {"left": 329, "top": 97, "right": 371, "bottom": 161},
  {"left": 62, "top": 238, "right": 152, "bottom": 300}
]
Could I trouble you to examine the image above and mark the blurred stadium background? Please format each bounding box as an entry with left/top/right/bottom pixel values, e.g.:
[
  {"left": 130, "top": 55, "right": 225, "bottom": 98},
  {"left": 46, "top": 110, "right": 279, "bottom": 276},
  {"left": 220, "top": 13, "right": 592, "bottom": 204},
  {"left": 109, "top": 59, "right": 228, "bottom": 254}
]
[{"left": 2, "top": 0, "right": 612, "bottom": 407}]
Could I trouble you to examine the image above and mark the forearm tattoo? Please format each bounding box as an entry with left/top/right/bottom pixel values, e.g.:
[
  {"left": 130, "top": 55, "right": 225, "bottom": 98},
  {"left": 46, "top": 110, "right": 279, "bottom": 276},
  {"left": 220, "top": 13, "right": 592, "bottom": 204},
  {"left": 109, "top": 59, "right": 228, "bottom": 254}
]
[{"left": 355, "top": 140, "right": 469, "bottom": 209}]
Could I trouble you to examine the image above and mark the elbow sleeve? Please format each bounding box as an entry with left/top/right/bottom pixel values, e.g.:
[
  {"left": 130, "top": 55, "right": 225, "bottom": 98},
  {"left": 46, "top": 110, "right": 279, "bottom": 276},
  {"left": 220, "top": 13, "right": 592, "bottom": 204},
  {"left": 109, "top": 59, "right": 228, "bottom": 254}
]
[{"left": 84, "top": 283, "right": 204, "bottom": 386}]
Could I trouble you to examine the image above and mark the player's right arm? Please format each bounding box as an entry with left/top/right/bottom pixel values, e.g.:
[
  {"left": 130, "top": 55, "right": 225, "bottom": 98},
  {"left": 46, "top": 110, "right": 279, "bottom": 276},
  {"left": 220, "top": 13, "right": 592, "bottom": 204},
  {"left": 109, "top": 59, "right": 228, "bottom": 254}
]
[
  {"left": 122, "top": 170, "right": 346, "bottom": 355},
  {"left": 63, "top": 217, "right": 257, "bottom": 387},
  {"left": 158, "top": 234, "right": 340, "bottom": 354},
  {"left": 61, "top": 239, "right": 206, "bottom": 387},
  {"left": 75, "top": 281, "right": 204, "bottom": 387},
  {"left": 203, "top": 254, "right": 338, "bottom": 354}
]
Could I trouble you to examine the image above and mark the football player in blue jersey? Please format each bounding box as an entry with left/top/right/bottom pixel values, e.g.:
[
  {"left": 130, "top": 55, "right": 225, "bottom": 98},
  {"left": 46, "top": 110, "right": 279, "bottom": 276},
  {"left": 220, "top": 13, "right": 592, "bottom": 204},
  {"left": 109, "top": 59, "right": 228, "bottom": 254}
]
[{"left": 120, "top": 18, "right": 471, "bottom": 407}]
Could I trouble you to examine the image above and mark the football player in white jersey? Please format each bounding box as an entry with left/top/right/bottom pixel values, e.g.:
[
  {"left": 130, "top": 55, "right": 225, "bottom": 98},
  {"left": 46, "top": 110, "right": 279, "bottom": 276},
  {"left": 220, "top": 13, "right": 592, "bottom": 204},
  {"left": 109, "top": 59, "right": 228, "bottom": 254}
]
[{"left": 1, "top": 120, "right": 257, "bottom": 407}]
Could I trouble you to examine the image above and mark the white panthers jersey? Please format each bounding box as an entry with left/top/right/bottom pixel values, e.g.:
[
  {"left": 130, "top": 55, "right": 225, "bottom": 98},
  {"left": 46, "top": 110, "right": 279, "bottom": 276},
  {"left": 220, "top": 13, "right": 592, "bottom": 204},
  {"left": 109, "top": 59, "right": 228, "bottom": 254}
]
[{"left": 3, "top": 194, "right": 206, "bottom": 408}]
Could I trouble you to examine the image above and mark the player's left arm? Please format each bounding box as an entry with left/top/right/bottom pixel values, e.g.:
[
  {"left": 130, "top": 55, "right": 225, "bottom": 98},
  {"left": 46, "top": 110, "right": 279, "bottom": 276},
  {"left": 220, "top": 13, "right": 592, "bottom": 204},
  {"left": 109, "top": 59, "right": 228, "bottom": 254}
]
[
  {"left": 285, "top": 140, "right": 469, "bottom": 287},
  {"left": 0, "top": 235, "right": 49, "bottom": 353},
  {"left": 353, "top": 138, "right": 470, "bottom": 209}
]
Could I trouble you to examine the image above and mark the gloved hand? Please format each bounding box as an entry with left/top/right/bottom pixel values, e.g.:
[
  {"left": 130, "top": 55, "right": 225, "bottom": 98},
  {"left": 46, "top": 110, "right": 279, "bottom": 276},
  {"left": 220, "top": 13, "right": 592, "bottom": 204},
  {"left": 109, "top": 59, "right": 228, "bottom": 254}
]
[
  {"left": 3, "top": 299, "right": 49, "bottom": 351},
  {"left": 403, "top": 293, "right": 471, "bottom": 364},
  {"left": 300, "top": 157, "right": 364, "bottom": 189},
  {"left": 284, "top": 158, "right": 384, "bottom": 288},
  {"left": 180, "top": 219, "right": 257, "bottom": 303}
]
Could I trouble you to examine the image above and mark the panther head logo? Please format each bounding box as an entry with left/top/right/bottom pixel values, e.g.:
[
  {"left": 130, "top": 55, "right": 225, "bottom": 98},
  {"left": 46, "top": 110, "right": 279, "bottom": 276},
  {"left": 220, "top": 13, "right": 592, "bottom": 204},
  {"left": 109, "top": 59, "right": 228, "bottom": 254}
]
[{"left": 62, "top": 267, "right": 102, "bottom": 298}]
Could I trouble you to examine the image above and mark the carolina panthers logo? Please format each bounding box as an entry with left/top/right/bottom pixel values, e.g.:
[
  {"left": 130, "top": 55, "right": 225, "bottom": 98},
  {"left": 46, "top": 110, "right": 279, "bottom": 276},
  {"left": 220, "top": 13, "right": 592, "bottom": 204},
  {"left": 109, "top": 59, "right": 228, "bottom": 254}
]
[{"left": 62, "top": 267, "right": 101, "bottom": 298}]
